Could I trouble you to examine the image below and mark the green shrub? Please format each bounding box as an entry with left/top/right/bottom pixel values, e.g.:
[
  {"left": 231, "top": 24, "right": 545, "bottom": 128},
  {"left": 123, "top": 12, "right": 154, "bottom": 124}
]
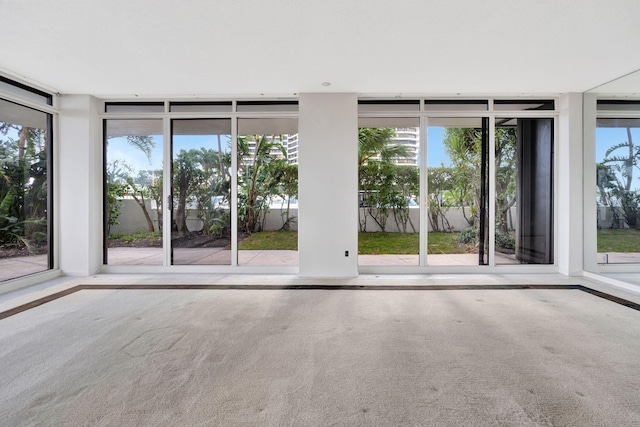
[
  {"left": 495, "top": 232, "right": 515, "bottom": 250},
  {"left": 456, "top": 227, "right": 476, "bottom": 244}
]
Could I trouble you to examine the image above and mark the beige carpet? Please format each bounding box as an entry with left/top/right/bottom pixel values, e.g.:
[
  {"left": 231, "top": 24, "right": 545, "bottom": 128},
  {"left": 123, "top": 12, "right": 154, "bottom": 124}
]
[{"left": 1, "top": 288, "right": 640, "bottom": 426}]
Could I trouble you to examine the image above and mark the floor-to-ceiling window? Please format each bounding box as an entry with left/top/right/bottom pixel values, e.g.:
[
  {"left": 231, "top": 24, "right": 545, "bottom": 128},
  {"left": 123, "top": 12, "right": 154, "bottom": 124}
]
[
  {"left": 357, "top": 105, "right": 421, "bottom": 267},
  {"left": 0, "top": 77, "right": 54, "bottom": 282},
  {"left": 357, "top": 99, "right": 556, "bottom": 271},
  {"left": 595, "top": 101, "right": 640, "bottom": 265},
  {"left": 171, "top": 118, "right": 232, "bottom": 265},
  {"left": 427, "top": 116, "right": 489, "bottom": 266},
  {"left": 102, "top": 100, "right": 298, "bottom": 269},
  {"left": 104, "top": 118, "right": 164, "bottom": 265},
  {"left": 237, "top": 117, "right": 298, "bottom": 266}
]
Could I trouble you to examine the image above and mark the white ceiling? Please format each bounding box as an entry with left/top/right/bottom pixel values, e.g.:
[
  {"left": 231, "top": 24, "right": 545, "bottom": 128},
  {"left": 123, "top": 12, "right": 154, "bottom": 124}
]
[{"left": 1, "top": 0, "right": 640, "bottom": 98}]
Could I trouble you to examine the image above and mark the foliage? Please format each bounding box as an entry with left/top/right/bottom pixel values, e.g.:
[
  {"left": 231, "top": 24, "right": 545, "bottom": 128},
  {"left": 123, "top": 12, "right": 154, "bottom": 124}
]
[
  {"left": 442, "top": 128, "right": 483, "bottom": 228},
  {"left": 358, "top": 127, "right": 411, "bottom": 167},
  {"left": 393, "top": 166, "right": 419, "bottom": 233},
  {"left": 495, "top": 232, "right": 515, "bottom": 251},
  {"left": 105, "top": 136, "right": 157, "bottom": 235},
  {"left": 598, "top": 128, "right": 640, "bottom": 229},
  {"left": 456, "top": 227, "right": 477, "bottom": 244},
  {"left": 494, "top": 128, "right": 517, "bottom": 233},
  {"left": 0, "top": 122, "right": 49, "bottom": 251},
  {"left": 427, "top": 167, "right": 454, "bottom": 232},
  {"left": 190, "top": 148, "right": 231, "bottom": 237},
  {"left": 440, "top": 126, "right": 517, "bottom": 236},
  {"left": 275, "top": 163, "right": 298, "bottom": 231},
  {"left": 106, "top": 181, "right": 128, "bottom": 232},
  {"left": 237, "top": 134, "right": 288, "bottom": 233},
  {"left": 358, "top": 127, "right": 416, "bottom": 233}
]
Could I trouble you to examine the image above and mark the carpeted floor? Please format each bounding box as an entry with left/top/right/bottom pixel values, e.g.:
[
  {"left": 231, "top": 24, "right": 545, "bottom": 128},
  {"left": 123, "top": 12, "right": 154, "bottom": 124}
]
[{"left": 1, "top": 287, "right": 639, "bottom": 426}]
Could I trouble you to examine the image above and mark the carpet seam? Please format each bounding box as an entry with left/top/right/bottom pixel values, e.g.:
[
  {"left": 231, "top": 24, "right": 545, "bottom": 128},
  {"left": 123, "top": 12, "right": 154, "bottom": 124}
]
[{"left": 1, "top": 284, "right": 638, "bottom": 320}]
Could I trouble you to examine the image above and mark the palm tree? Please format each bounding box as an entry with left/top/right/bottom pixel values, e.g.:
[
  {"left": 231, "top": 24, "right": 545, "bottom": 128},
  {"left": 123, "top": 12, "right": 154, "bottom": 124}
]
[
  {"left": 358, "top": 128, "right": 411, "bottom": 167},
  {"left": 238, "top": 134, "right": 286, "bottom": 233},
  {"left": 600, "top": 128, "right": 640, "bottom": 228}
]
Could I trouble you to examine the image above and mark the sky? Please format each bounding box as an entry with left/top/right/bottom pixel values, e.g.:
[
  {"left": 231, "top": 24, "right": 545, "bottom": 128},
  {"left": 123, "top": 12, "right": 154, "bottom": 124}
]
[
  {"left": 596, "top": 127, "right": 640, "bottom": 163},
  {"left": 107, "top": 134, "right": 232, "bottom": 173},
  {"left": 426, "top": 127, "right": 447, "bottom": 167},
  {"left": 106, "top": 126, "right": 639, "bottom": 182}
]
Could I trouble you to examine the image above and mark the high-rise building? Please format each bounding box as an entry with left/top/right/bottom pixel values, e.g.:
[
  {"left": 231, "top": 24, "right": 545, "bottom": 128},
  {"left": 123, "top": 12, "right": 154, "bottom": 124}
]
[{"left": 391, "top": 127, "right": 419, "bottom": 166}]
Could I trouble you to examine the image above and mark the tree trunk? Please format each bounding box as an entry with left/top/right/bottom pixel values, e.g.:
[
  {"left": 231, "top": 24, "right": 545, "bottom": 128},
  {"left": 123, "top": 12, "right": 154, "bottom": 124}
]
[
  {"left": 176, "top": 167, "right": 191, "bottom": 237},
  {"left": 131, "top": 191, "right": 155, "bottom": 232},
  {"left": 626, "top": 127, "right": 634, "bottom": 191}
]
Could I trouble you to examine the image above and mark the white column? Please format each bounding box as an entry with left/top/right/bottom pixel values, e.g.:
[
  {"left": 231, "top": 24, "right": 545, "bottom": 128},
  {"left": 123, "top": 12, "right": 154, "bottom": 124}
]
[
  {"left": 557, "top": 93, "right": 584, "bottom": 276},
  {"left": 582, "top": 93, "right": 598, "bottom": 272},
  {"left": 58, "top": 95, "right": 102, "bottom": 276},
  {"left": 298, "top": 93, "right": 358, "bottom": 277}
]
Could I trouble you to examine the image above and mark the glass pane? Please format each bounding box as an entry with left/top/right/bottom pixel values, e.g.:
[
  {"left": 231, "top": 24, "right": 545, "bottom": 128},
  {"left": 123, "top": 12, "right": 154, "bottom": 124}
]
[
  {"left": 427, "top": 117, "right": 488, "bottom": 266},
  {"left": 105, "top": 102, "right": 165, "bottom": 113},
  {"left": 236, "top": 101, "right": 298, "bottom": 112},
  {"left": 170, "top": 102, "right": 232, "bottom": 113},
  {"left": 0, "top": 77, "right": 52, "bottom": 105},
  {"left": 493, "top": 100, "right": 554, "bottom": 111},
  {"left": 596, "top": 118, "right": 640, "bottom": 264},
  {"left": 358, "top": 100, "right": 420, "bottom": 113},
  {"left": 495, "top": 118, "right": 553, "bottom": 265},
  {"left": 105, "top": 119, "right": 163, "bottom": 265},
  {"left": 0, "top": 98, "right": 51, "bottom": 281},
  {"left": 172, "top": 119, "right": 232, "bottom": 265},
  {"left": 237, "top": 118, "right": 298, "bottom": 266},
  {"left": 424, "top": 100, "right": 488, "bottom": 112},
  {"left": 357, "top": 118, "right": 420, "bottom": 267},
  {"left": 597, "top": 101, "right": 640, "bottom": 112}
]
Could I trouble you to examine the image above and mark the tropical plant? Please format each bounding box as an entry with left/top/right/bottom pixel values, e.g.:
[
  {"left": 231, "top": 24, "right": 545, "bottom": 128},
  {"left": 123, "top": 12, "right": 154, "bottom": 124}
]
[
  {"left": 358, "top": 127, "right": 411, "bottom": 167},
  {"left": 358, "top": 127, "right": 413, "bottom": 232},
  {"left": 173, "top": 149, "right": 206, "bottom": 237},
  {"left": 442, "top": 127, "right": 483, "bottom": 228},
  {"left": 393, "top": 166, "right": 419, "bottom": 233},
  {"left": 0, "top": 122, "right": 49, "bottom": 252},
  {"left": 494, "top": 127, "right": 517, "bottom": 234},
  {"left": 599, "top": 127, "right": 640, "bottom": 229},
  {"left": 104, "top": 135, "right": 157, "bottom": 236},
  {"left": 427, "top": 167, "right": 454, "bottom": 232},
  {"left": 237, "top": 134, "right": 287, "bottom": 233}
]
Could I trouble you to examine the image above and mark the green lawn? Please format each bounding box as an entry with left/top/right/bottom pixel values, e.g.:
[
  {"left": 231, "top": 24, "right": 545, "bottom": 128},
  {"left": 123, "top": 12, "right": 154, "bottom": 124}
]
[
  {"left": 358, "top": 232, "right": 420, "bottom": 255},
  {"left": 597, "top": 229, "right": 640, "bottom": 252},
  {"left": 238, "top": 231, "right": 298, "bottom": 250},
  {"left": 238, "top": 231, "right": 467, "bottom": 254},
  {"left": 109, "top": 229, "right": 640, "bottom": 254}
]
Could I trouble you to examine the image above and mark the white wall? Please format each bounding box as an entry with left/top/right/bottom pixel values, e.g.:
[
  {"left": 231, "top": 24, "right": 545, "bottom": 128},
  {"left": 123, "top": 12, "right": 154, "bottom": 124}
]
[
  {"left": 58, "top": 95, "right": 102, "bottom": 276},
  {"left": 298, "top": 93, "right": 358, "bottom": 276},
  {"left": 557, "top": 93, "right": 584, "bottom": 276}
]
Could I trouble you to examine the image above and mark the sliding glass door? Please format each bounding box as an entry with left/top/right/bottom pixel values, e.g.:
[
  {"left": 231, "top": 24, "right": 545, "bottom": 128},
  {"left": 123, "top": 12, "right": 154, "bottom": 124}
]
[
  {"left": 171, "top": 119, "right": 232, "bottom": 265},
  {"left": 0, "top": 98, "right": 53, "bottom": 281},
  {"left": 494, "top": 118, "right": 554, "bottom": 265},
  {"left": 104, "top": 102, "right": 298, "bottom": 269},
  {"left": 104, "top": 119, "right": 163, "bottom": 265},
  {"left": 237, "top": 118, "right": 298, "bottom": 266},
  {"left": 357, "top": 117, "right": 420, "bottom": 267},
  {"left": 426, "top": 118, "right": 489, "bottom": 266},
  {"left": 596, "top": 116, "right": 640, "bottom": 264}
]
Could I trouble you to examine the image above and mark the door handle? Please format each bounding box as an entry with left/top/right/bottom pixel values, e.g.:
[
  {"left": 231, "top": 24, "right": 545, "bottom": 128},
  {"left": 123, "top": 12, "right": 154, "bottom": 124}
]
[{"left": 167, "top": 195, "right": 173, "bottom": 211}]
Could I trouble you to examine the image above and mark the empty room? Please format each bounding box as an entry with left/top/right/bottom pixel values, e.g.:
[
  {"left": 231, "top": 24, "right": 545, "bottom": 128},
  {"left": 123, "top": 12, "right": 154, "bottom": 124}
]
[{"left": 1, "top": 0, "right": 640, "bottom": 425}]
